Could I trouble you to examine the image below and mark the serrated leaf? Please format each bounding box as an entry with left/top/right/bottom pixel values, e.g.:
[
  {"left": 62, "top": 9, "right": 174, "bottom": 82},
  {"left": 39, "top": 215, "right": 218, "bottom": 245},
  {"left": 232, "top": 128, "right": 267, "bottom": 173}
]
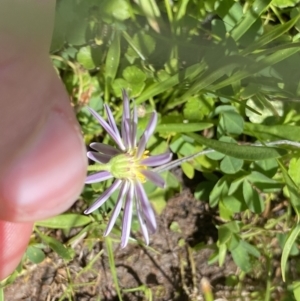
[
  {"left": 36, "top": 214, "right": 91, "bottom": 229},
  {"left": 189, "top": 133, "right": 287, "bottom": 160},
  {"left": 281, "top": 223, "right": 300, "bottom": 282}
]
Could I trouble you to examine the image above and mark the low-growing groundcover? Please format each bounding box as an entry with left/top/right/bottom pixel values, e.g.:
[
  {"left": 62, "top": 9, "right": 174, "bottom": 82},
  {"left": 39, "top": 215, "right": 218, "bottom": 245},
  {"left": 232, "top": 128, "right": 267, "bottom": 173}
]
[{"left": 2, "top": 0, "right": 300, "bottom": 300}]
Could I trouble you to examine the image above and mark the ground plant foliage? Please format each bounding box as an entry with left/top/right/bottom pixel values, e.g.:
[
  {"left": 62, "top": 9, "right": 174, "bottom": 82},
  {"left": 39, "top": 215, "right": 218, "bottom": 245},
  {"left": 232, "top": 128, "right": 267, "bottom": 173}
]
[{"left": 2, "top": 0, "right": 300, "bottom": 300}]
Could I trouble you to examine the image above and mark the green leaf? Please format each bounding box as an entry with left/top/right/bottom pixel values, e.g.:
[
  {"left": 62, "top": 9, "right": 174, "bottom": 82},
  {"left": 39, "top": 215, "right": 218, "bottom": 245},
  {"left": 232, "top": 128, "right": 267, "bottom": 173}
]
[
  {"left": 228, "top": 175, "right": 248, "bottom": 195},
  {"left": 272, "top": 0, "right": 300, "bottom": 8},
  {"left": 231, "top": 241, "right": 252, "bottom": 272},
  {"left": 209, "top": 176, "right": 230, "bottom": 207},
  {"left": 219, "top": 111, "right": 244, "bottom": 135},
  {"left": 253, "top": 158, "right": 278, "bottom": 178},
  {"left": 125, "top": 32, "right": 156, "bottom": 60},
  {"left": 135, "top": 62, "right": 206, "bottom": 105},
  {"left": 38, "top": 233, "right": 74, "bottom": 261},
  {"left": 289, "top": 158, "right": 300, "bottom": 188},
  {"left": 215, "top": 0, "right": 243, "bottom": 32},
  {"left": 26, "top": 246, "right": 45, "bottom": 264},
  {"left": 123, "top": 66, "right": 146, "bottom": 84},
  {"left": 178, "top": 56, "right": 250, "bottom": 104},
  {"left": 36, "top": 214, "right": 91, "bottom": 229},
  {"left": 293, "top": 281, "right": 300, "bottom": 301},
  {"left": 218, "top": 222, "right": 239, "bottom": 244},
  {"left": 241, "top": 14, "right": 300, "bottom": 54},
  {"left": 220, "top": 156, "right": 244, "bottom": 174},
  {"left": 67, "top": 18, "right": 89, "bottom": 46},
  {"left": 243, "top": 180, "right": 264, "bottom": 213},
  {"left": 241, "top": 240, "right": 260, "bottom": 258},
  {"left": 247, "top": 171, "right": 279, "bottom": 185},
  {"left": 77, "top": 46, "right": 95, "bottom": 70},
  {"left": 206, "top": 150, "right": 225, "bottom": 160},
  {"left": 156, "top": 122, "right": 213, "bottom": 134},
  {"left": 218, "top": 243, "right": 227, "bottom": 267},
  {"left": 195, "top": 181, "right": 215, "bottom": 202},
  {"left": 188, "top": 133, "right": 287, "bottom": 160},
  {"left": 277, "top": 233, "right": 299, "bottom": 256},
  {"left": 230, "top": 0, "right": 272, "bottom": 41},
  {"left": 223, "top": 192, "right": 248, "bottom": 213},
  {"left": 183, "top": 96, "right": 214, "bottom": 121},
  {"left": 212, "top": 46, "right": 300, "bottom": 91},
  {"left": 281, "top": 223, "right": 300, "bottom": 282},
  {"left": 291, "top": 8, "right": 300, "bottom": 32},
  {"left": 181, "top": 161, "right": 194, "bottom": 179},
  {"left": 103, "top": 0, "right": 131, "bottom": 21},
  {"left": 0, "top": 288, "right": 3, "bottom": 301},
  {"left": 279, "top": 160, "right": 300, "bottom": 218},
  {"left": 105, "top": 31, "right": 121, "bottom": 85},
  {"left": 244, "top": 123, "right": 300, "bottom": 142}
]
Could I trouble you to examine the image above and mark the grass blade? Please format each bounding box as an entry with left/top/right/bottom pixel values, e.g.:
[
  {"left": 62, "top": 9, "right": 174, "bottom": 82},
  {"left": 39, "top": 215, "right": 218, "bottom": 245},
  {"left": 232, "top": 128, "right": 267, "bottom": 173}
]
[
  {"left": 188, "top": 133, "right": 287, "bottom": 160},
  {"left": 105, "top": 237, "right": 123, "bottom": 301},
  {"left": 281, "top": 223, "right": 300, "bottom": 282}
]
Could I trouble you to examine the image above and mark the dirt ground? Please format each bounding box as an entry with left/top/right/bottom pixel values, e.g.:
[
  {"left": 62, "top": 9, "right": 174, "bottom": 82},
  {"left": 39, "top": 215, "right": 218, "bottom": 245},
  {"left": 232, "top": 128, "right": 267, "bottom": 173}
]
[{"left": 3, "top": 171, "right": 283, "bottom": 301}]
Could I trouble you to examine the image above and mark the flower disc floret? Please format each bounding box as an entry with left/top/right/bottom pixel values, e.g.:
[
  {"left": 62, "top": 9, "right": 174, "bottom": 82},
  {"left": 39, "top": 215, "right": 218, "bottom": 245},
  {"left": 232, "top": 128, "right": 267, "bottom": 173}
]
[{"left": 108, "top": 151, "right": 147, "bottom": 183}]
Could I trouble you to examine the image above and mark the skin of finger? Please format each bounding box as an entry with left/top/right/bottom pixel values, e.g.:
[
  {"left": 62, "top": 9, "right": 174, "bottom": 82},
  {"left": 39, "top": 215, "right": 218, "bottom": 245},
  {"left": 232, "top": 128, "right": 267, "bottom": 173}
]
[
  {"left": 0, "top": 0, "right": 85, "bottom": 280},
  {"left": 0, "top": 220, "right": 33, "bottom": 280},
  {"left": 0, "top": 0, "right": 87, "bottom": 221},
  {"left": 0, "top": 61, "right": 88, "bottom": 222}
]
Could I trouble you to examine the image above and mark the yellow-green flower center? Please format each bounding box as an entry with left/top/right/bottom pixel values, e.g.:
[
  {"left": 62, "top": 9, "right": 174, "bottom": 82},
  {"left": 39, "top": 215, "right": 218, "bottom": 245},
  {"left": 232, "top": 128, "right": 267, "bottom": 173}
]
[{"left": 109, "top": 149, "right": 148, "bottom": 182}]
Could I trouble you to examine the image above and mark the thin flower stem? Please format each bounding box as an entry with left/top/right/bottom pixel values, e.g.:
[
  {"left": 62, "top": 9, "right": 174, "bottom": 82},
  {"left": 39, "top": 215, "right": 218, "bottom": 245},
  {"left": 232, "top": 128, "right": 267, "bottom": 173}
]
[
  {"left": 152, "top": 140, "right": 300, "bottom": 174},
  {"left": 87, "top": 164, "right": 110, "bottom": 172}
]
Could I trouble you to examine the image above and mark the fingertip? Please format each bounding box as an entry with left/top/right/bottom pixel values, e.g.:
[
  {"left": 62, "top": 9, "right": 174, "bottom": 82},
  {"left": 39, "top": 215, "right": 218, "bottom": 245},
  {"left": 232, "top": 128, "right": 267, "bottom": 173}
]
[
  {"left": 0, "top": 105, "right": 87, "bottom": 222},
  {"left": 0, "top": 220, "right": 33, "bottom": 280}
]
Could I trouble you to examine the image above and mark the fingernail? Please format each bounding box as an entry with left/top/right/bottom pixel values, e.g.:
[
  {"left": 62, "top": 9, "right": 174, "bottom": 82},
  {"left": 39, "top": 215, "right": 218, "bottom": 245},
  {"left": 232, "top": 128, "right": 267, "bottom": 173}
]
[{"left": 0, "top": 108, "right": 87, "bottom": 222}]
